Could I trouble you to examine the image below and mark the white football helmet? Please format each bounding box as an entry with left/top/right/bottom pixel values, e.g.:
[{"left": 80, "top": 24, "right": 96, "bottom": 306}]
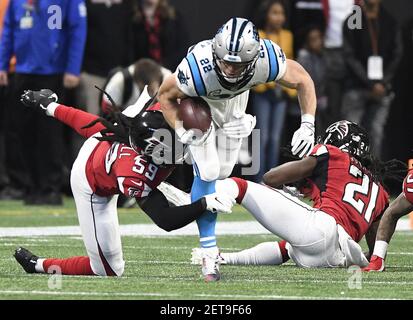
[{"left": 212, "top": 17, "right": 260, "bottom": 91}]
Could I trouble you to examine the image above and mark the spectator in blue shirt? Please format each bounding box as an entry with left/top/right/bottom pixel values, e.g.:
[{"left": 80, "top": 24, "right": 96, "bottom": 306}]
[{"left": 0, "top": 0, "right": 87, "bottom": 205}]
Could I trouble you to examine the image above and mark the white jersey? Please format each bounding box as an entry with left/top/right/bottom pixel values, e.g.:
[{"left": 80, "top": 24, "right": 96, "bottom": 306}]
[{"left": 175, "top": 39, "right": 287, "bottom": 125}]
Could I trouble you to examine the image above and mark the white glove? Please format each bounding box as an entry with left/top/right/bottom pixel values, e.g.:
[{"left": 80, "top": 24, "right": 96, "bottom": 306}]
[
  {"left": 222, "top": 114, "right": 256, "bottom": 139},
  {"left": 175, "top": 125, "right": 212, "bottom": 146},
  {"left": 204, "top": 193, "right": 236, "bottom": 214},
  {"left": 291, "top": 114, "right": 315, "bottom": 158}
]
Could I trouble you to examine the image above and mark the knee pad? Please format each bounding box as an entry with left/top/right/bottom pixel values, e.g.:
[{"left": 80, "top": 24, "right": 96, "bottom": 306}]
[
  {"left": 218, "top": 163, "right": 235, "bottom": 179},
  {"left": 195, "top": 163, "right": 220, "bottom": 182}
]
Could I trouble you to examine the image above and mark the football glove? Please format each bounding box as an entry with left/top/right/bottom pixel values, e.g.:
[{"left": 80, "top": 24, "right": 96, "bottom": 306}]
[
  {"left": 20, "top": 89, "right": 58, "bottom": 114},
  {"left": 222, "top": 114, "right": 256, "bottom": 139},
  {"left": 175, "top": 124, "right": 212, "bottom": 146},
  {"left": 204, "top": 192, "right": 236, "bottom": 214},
  {"left": 291, "top": 114, "right": 315, "bottom": 158}
]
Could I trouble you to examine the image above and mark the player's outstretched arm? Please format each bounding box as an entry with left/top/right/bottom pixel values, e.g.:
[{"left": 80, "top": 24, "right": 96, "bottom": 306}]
[
  {"left": 377, "top": 193, "right": 413, "bottom": 244},
  {"left": 158, "top": 74, "right": 187, "bottom": 129},
  {"left": 263, "top": 156, "right": 317, "bottom": 188},
  {"left": 137, "top": 189, "right": 234, "bottom": 232},
  {"left": 277, "top": 59, "right": 317, "bottom": 158},
  {"left": 278, "top": 59, "right": 316, "bottom": 117},
  {"left": 363, "top": 193, "right": 413, "bottom": 272}
]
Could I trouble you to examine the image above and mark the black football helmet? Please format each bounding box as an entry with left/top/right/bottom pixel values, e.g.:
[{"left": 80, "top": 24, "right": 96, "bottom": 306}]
[
  {"left": 318, "top": 120, "right": 370, "bottom": 161},
  {"left": 128, "top": 103, "right": 188, "bottom": 165}
]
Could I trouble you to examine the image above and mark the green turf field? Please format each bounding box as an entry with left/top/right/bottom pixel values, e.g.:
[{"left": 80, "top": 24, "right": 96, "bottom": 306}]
[{"left": 0, "top": 198, "right": 412, "bottom": 300}]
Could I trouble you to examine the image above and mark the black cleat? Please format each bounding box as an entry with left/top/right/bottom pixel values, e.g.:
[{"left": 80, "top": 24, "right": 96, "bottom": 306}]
[{"left": 14, "top": 247, "right": 39, "bottom": 273}]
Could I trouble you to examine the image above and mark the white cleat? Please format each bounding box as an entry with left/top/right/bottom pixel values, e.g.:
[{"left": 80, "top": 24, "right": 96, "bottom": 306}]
[
  {"left": 191, "top": 247, "right": 226, "bottom": 265},
  {"left": 195, "top": 247, "right": 223, "bottom": 282}
]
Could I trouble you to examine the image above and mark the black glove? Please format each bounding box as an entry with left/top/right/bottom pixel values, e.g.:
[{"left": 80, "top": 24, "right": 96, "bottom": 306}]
[{"left": 20, "top": 89, "right": 58, "bottom": 112}]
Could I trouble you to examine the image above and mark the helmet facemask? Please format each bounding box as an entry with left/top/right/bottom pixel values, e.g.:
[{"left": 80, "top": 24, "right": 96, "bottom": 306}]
[{"left": 213, "top": 52, "right": 259, "bottom": 90}]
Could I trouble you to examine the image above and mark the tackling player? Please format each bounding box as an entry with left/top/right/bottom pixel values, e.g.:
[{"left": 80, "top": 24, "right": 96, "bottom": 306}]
[
  {"left": 158, "top": 17, "right": 317, "bottom": 281},
  {"left": 363, "top": 168, "right": 413, "bottom": 271},
  {"left": 13, "top": 88, "right": 235, "bottom": 277},
  {"left": 191, "top": 121, "right": 405, "bottom": 268}
]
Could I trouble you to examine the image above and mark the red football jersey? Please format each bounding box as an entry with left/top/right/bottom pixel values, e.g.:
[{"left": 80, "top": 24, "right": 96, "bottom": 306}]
[
  {"left": 54, "top": 103, "right": 175, "bottom": 199},
  {"left": 403, "top": 169, "right": 413, "bottom": 205},
  {"left": 307, "top": 144, "right": 390, "bottom": 242}
]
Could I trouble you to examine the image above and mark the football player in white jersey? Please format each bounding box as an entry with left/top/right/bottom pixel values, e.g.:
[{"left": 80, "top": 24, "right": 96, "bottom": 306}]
[{"left": 158, "top": 17, "right": 317, "bottom": 281}]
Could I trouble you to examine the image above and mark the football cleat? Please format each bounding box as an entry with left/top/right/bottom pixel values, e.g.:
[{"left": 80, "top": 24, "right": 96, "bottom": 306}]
[
  {"left": 191, "top": 247, "right": 227, "bottom": 265},
  {"left": 199, "top": 247, "right": 222, "bottom": 282},
  {"left": 14, "top": 247, "right": 39, "bottom": 274},
  {"left": 362, "top": 255, "right": 385, "bottom": 272}
]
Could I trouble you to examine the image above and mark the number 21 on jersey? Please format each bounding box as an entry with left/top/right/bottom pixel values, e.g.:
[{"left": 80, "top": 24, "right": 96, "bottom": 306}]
[{"left": 342, "top": 165, "right": 379, "bottom": 223}]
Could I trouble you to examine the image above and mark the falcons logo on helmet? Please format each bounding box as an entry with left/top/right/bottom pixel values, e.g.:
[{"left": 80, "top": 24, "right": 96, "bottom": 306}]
[{"left": 325, "top": 120, "right": 350, "bottom": 140}]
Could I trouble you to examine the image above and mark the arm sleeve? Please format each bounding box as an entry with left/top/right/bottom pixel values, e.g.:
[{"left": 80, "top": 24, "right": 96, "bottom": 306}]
[
  {"left": 53, "top": 104, "right": 105, "bottom": 138},
  {"left": 137, "top": 189, "right": 207, "bottom": 232},
  {"left": 0, "top": 2, "right": 14, "bottom": 71},
  {"left": 65, "top": 0, "right": 87, "bottom": 75}
]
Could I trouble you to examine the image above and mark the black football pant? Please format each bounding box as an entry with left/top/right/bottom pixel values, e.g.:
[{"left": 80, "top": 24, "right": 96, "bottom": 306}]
[{"left": 4, "top": 73, "right": 64, "bottom": 195}]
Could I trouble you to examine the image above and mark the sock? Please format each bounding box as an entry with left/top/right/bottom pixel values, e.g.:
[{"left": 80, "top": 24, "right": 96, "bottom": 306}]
[
  {"left": 42, "top": 256, "right": 95, "bottom": 275},
  {"left": 35, "top": 258, "right": 46, "bottom": 273},
  {"left": 192, "top": 176, "right": 217, "bottom": 248},
  {"left": 230, "top": 177, "right": 248, "bottom": 204},
  {"left": 221, "top": 241, "right": 288, "bottom": 265},
  {"left": 372, "top": 240, "right": 389, "bottom": 259}
]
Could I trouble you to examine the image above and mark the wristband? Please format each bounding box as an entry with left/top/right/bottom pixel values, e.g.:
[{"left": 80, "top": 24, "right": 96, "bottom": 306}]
[
  {"left": 46, "top": 102, "right": 60, "bottom": 117},
  {"left": 301, "top": 114, "right": 315, "bottom": 125}
]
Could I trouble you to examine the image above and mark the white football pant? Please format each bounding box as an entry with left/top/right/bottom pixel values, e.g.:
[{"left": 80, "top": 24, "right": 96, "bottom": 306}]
[
  {"left": 217, "top": 179, "right": 368, "bottom": 268},
  {"left": 190, "top": 91, "right": 249, "bottom": 181},
  {"left": 70, "top": 134, "right": 125, "bottom": 276}
]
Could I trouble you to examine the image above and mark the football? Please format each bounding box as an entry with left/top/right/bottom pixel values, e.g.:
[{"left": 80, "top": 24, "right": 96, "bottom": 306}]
[{"left": 177, "top": 97, "right": 212, "bottom": 133}]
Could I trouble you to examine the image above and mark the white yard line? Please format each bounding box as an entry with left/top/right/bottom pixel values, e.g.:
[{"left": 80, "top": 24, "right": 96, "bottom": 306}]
[
  {"left": 0, "top": 220, "right": 411, "bottom": 237},
  {"left": 0, "top": 289, "right": 401, "bottom": 300}
]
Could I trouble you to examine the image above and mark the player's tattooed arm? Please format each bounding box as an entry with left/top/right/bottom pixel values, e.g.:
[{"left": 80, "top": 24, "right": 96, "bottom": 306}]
[
  {"left": 277, "top": 59, "right": 316, "bottom": 117},
  {"left": 158, "top": 74, "right": 188, "bottom": 129},
  {"left": 263, "top": 156, "right": 317, "bottom": 188},
  {"left": 375, "top": 193, "right": 413, "bottom": 244}
]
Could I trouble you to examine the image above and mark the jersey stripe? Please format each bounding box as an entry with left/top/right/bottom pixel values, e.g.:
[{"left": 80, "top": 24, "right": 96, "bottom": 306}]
[
  {"left": 185, "top": 53, "right": 206, "bottom": 96},
  {"left": 263, "top": 39, "right": 279, "bottom": 82},
  {"left": 234, "top": 20, "right": 249, "bottom": 53}
]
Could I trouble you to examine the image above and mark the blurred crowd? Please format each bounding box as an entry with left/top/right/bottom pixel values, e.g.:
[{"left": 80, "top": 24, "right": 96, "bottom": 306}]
[{"left": 0, "top": 0, "right": 406, "bottom": 205}]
